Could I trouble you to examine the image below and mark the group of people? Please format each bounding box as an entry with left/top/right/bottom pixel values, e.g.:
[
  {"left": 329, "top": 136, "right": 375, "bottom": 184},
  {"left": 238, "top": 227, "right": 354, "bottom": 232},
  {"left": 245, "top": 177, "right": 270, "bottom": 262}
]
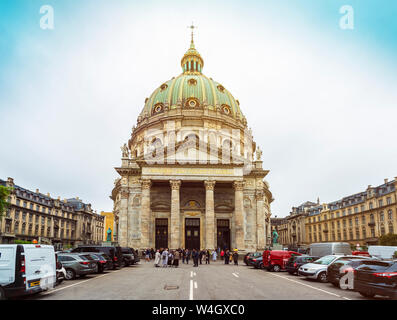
[{"left": 142, "top": 247, "right": 239, "bottom": 267}]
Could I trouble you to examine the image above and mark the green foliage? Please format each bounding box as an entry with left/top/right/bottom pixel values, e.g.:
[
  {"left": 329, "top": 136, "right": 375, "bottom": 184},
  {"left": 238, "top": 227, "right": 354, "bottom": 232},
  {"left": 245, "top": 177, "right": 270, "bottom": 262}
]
[
  {"left": 361, "top": 245, "right": 368, "bottom": 252},
  {"left": 378, "top": 233, "right": 397, "bottom": 246},
  {"left": 394, "top": 251, "right": 397, "bottom": 259},
  {"left": 0, "top": 185, "right": 12, "bottom": 218}
]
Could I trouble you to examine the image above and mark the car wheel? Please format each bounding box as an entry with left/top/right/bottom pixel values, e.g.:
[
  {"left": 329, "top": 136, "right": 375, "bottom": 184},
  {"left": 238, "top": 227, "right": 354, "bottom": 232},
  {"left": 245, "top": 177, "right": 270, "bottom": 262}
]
[
  {"left": 359, "top": 291, "right": 375, "bottom": 298},
  {"left": 317, "top": 272, "right": 327, "bottom": 283},
  {"left": 65, "top": 269, "right": 76, "bottom": 280},
  {"left": 0, "top": 287, "right": 6, "bottom": 300},
  {"left": 260, "top": 263, "right": 265, "bottom": 269},
  {"left": 273, "top": 265, "right": 281, "bottom": 272}
]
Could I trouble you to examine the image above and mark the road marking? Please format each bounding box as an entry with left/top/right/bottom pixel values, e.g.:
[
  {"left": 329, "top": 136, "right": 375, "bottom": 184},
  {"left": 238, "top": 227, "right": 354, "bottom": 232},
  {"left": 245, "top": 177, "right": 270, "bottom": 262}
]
[
  {"left": 267, "top": 273, "right": 347, "bottom": 299},
  {"left": 40, "top": 270, "right": 122, "bottom": 296},
  {"left": 194, "top": 281, "right": 198, "bottom": 289},
  {"left": 190, "top": 271, "right": 193, "bottom": 277},
  {"left": 189, "top": 279, "right": 194, "bottom": 300},
  {"left": 232, "top": 273, "right": 239, "bottom": 278}
]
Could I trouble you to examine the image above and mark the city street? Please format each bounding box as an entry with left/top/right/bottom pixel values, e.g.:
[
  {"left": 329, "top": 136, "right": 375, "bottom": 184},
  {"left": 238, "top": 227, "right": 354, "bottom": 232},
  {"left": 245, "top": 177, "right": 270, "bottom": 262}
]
[{"left": 22, "top": 260, "right": 385, "bottom": 300}]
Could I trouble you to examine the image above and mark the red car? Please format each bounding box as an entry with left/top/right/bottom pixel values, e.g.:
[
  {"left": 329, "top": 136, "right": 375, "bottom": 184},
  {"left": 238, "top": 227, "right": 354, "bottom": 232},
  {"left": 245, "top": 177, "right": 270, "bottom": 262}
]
[
  {"left": 263, "top": 250, "right": 302, "bottom": 272},
  {"left": 352, "top": 251, "right": 370, "bottom": 257}
]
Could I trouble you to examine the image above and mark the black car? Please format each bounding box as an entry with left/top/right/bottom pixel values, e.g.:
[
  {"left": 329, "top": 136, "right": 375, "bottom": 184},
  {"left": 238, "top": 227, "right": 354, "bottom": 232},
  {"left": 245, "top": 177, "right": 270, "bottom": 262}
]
[
  {"left": 88, "top": 252, "right": 113, "bottom": 273},
  {"left": 130, "top": 248, "right": 140, "bottom": 264},
  {"left": 327, "top": 258, "right": 370, "bottom": 289},
  {"left": 121, "top": 247, "right": 135, "bottom": 267},
  {"left": 252, "top": 256, "right": 264, "bottom": 269},
  {"left": 354, "top": 260, "right": 397, "bottom": 299},
  {"left": 245, "top": 252, "right": 262, "bottom": 266},
  {"left": 286, "top": 255, "right": 319, "bottom": 275},
  {"left": 71, "top": 245, "right": 123, "bottom": 269}
]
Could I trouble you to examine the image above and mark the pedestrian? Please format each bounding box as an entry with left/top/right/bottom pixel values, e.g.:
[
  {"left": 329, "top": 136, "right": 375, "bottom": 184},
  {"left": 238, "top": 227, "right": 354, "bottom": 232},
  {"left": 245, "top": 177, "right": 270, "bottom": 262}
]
[
  {"left": 205, "top": 250, "right": 210, "bottom": 264},
  {"left": 224, "top": 250, "right": 230, "bottom": 264},
  {"left": 173, "top": 249, "right": 180, "bottom": 268},
  {"left": 182, "top": 249, "right": 186, "bottom": 264},
  {"left": 161, "top": 248, "right": 169, "bottom": 267},
  {"left": 151, "top": 248, "right": 155, "bottom": 260},
  {"left": 168, "top": 251, "right": 173, "bottom": 267},
  {"left": 192, "top": 249, "right": 199, "bottom": 267},
  {"left": 233, "top": 249, "right": 239, "bottom": 265},
  {"left": 186, "top": 249, "right": 191, "bottom": 265},
  {"left": 220, "top": 249, "right": 224, "bottom": 261},
  {"left": 145, "top": 249, "right": 150, "bottom": 262},
  {"left": 212, "top": 250, "right": 217, "bottom": 261},
  {"left": 154, "top": 249, "right": 161, "bottom": 267},
  {"left": 199, "top": 250, "right": 203, "bottom": 264}
]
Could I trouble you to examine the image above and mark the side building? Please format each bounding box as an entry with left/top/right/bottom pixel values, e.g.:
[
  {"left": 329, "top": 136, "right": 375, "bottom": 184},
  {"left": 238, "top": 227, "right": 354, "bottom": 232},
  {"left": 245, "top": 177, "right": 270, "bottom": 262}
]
[
  {"left": 281, "top": 177, "right": 397, "bottom": 248},
  {"left": 0, "top": 177, "right": 104, "bottom": 248}
]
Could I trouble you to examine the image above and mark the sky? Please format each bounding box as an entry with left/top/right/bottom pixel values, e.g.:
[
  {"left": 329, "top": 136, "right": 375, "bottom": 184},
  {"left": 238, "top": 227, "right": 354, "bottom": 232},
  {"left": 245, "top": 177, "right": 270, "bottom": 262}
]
[{"left": 0, "top": 0, "right": 396, "bottom": 217}]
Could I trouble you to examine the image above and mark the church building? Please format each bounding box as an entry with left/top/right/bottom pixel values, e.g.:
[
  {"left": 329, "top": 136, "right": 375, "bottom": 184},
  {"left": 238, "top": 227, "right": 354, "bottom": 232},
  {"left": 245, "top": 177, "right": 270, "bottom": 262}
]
[{"left": 111, "top": 28, "right": 273, "bottom": 253}]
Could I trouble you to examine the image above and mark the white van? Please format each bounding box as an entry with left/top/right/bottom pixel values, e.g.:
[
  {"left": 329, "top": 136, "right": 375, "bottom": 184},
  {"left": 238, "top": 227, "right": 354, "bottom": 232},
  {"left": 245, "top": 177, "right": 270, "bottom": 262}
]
[
  {"left": 309, "top": 242, "right": 352, "bottom": 257},
  {"left": 368, "top": 246, "right": 397, "bottom": 260},
  {"left": 0, "top": 244, "right": 56, "bottom": 299}
]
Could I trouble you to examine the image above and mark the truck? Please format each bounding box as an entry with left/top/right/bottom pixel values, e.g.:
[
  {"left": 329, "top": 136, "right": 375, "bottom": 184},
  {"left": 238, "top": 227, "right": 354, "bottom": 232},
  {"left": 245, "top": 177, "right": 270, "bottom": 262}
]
[
  {"left": 309, "top": 242, "right": 352, "bottom": 257},
  {"left": 368, "top": 246, "right": 397, "bottom": 260},
  {"left": 0, "top": 244, "right": 56, "bottom": 300}
]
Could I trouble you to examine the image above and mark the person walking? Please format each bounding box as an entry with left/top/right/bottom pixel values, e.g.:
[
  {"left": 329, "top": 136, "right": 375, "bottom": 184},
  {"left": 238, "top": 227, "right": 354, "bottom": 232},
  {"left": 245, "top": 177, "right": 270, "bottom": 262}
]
[
  {"left": 161, "top": 248, "right": 169, "bottom": 267},
  {"left": 168, "top": 250, "right": 173, "bottom": 267},
  {"left": 145, "top": 249, "right": 150, "bottom": 262},
  {"left": 173, "top": 249, "right": 180, "bottom": 268},
  {"left": 154, "top": 249, "right": 161, "bottom": 267},
  {"left": 205, "top": 250, "right": 210, "bottom": 264},
  {"left": 182, "top": 249, "right": 186, "bottom": 264},
  {"left": 212, "top": 250, "right": 217, "bottom": 262},
  {"left": 186, "top": 249, "right": 191, "bottom": 265},
  {"left": 192, "top": 249, "right": 199, "bottom": 267},
  {"left": 199, "top": 250, "right": 203, "bottom": 265},
  {"left": 224, "top": 250, "right": 230, "bottom": 264},
  {"left": 233, "top": 249, "right": 239, "bottom": 265},
  {"left": 220, "top": 249, "right": 225, "bottom": 261},
  {"left": 150, "top": 248, "right": 155, "bottom": 260}
]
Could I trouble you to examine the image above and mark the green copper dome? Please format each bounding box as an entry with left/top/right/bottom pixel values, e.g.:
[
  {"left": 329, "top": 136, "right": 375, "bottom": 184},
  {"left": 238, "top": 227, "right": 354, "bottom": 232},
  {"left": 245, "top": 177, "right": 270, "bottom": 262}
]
[{"left": 139, "top": 34, "right": 244, "bottom": 121}]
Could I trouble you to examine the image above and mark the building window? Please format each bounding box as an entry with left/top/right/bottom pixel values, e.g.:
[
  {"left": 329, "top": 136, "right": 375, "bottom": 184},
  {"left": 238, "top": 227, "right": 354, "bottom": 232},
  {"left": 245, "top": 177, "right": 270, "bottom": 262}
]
[
  {"left": 354, "top": 207, "right": 358, "bottom": 213},
  {"left": 343, "top": 230, "right": 347, "bottom": 239},
  {"left": 349, "top": 231, "right": 353, "bottom": 239},
  {"left": 380, "top": 225, "right": 386, "bottom": 235},
  {"left": 387, "top": 197, "right": 392, "bottom": 205},
  {"left": 348, "top": 209, "right": 352, "bottom": 215},
  {"left": 361, "top": 205, "right": 365, "bottom": 212},
  {"left": 362, "top": 227, "right": 366, "bottom": 238},
  {"left": 30, "top": 203, "right": 33, "bottom": 209},
  {"left": 388, "top": 210, "right": 393, "bottom": 220},
  {"left": 355, "top": 217, "right": 359, "bottom": 225},
  {"left": 362, "top": 215, "right": 366, "bottom": 224},
  {"left": 349, "top": 219, "right": 353, "bottom": 227},
  {"left": 389, "top": 224, "right": 394, "bottom": 234},
  {"left": 378, "top": 199, "right": 383, "bottom": 207},
  {"left": 380, "top": 212, "right": 384, "bottom": 222},
  {"left": 356, "top": 228, "right": 360, "bottom": 239},
  {"left": 342, "top": 210, "right": 346, "bottom": 216},
  {"left": 370, "top": 214, "right": 375, "bottom": 223},
  {"left": 343, "top": 220, "right": 347, "bottom": 227},
  {"left": 29, "top": 215, "right": 33, "bottom": 223},
  {"left": 369, "top": 202, "right": 373, "bottom": 209},
  {"left": 337, "top": 232, "right": 341, "bottom": 240},
  {"left": 371, "top": 228, "right": 375, "bottom": 237}
]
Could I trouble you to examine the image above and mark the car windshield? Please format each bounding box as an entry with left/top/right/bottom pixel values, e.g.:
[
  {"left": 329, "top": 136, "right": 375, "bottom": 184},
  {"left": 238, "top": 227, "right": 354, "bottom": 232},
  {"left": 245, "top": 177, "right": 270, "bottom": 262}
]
[{"left": 313, "top": 255, "right": 335, "bottom": 265}]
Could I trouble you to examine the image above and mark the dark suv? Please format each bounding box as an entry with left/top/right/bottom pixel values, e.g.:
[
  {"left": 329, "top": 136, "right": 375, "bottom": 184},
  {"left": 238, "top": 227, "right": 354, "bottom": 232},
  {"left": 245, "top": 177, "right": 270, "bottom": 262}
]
[
  {"left": 121, "top": 247, "right": 135, "bottom": 267},
  {"left": 71, "top": 246, "right": 123, "bottom": 269},
  {"left": 286, "top": 255, "right": 319, "bottom": 275},
  {"left": 354, "top": 260, "right": 397, "bottom": 299}
]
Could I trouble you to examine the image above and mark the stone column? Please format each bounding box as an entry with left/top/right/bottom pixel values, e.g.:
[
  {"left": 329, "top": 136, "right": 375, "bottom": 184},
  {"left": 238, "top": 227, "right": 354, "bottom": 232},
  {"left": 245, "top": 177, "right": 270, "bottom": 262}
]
[
  {"left": 141, "top": 179, "right": 152, "bottom": 249},
  {"left": 204, "top": 180, "right": 216, "bottom": 250},
  {"left": 255, "top": 190, "right": 265, "bottom": 250},
  {"left": 170, "top": 180, "right": 181, "bottom": 250},
  {"left": 118, "top": 188, "right": 129, "bottom": 247},
  {"left": 233, "top": 181, "right": 245, "bottom": 250}
]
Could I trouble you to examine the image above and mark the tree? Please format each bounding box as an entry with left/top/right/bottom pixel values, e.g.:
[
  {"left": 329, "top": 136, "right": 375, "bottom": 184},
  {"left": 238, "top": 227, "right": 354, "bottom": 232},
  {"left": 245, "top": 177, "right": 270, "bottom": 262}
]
[
  {"left": 378, "top": 233, "right": 397, "bottom": 246},
  {"left": 0, "top": 185, "right": 12, "bottom": 218}
]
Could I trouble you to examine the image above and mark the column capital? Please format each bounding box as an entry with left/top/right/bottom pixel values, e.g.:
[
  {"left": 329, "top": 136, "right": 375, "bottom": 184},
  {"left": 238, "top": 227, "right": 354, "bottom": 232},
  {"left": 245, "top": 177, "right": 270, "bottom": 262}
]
[
  {"left": 141, "top": 179, "right": 152, "bottom": 190},
  {"left": 255, "top": 190, "right": 264, "bottom": 200},
  {"left": 204, "top": 180, "right": 216, "bottom": 191},
  {"left": 233, "top": 180, "right": 245, "bottom": 191},
  {"left": 120, "top": 188, "right": 129, "bottom": 199},
  {"left": 170, "top": 180, "right": 182, "bottom": 190}
]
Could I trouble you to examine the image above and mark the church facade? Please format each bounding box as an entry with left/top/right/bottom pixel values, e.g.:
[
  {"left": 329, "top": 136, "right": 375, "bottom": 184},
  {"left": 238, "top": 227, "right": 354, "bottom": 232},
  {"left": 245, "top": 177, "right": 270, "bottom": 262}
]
[{"left": 111, "top": 31, "right": 273, "bottom": 253}]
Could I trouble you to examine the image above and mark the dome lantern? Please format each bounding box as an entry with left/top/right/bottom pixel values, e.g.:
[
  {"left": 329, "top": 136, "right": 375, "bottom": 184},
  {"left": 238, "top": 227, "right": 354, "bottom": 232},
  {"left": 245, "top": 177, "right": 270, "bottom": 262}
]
[{"left": 181, "top": 24, "right": 204, "bottom": 74}]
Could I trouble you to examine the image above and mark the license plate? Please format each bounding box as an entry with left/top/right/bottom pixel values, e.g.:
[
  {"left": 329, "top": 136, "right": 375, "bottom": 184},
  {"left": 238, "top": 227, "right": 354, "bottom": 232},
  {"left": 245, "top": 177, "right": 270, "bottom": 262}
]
[{"left": 29, "top": 280, "right": 40, "bottom": 288}]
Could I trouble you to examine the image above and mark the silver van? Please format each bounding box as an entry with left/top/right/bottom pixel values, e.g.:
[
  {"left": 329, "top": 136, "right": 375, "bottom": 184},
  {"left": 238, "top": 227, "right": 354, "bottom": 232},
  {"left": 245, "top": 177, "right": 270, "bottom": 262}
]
[{"left": 309, "top": 242, "right": 352, "bottom": 257}]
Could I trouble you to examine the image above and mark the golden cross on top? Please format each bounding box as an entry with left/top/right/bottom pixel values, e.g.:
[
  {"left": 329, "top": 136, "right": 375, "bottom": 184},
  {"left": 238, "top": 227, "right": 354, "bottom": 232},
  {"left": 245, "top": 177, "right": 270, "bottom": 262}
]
[{"left": 188, "top": 22, "right": 197, "bottom": 43}]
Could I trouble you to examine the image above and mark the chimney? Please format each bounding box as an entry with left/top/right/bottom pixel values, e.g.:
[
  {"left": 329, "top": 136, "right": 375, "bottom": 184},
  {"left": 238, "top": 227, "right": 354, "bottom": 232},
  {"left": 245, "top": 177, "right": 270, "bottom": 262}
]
[
  {"left": 7, "top": 177, "right": 14, "bottom": 185},
  {"left": 36, "top": 189, "right": 40, "bottom": 193},
  {"left": 384, "top": 178, "right": 389, "bottom": 184}
]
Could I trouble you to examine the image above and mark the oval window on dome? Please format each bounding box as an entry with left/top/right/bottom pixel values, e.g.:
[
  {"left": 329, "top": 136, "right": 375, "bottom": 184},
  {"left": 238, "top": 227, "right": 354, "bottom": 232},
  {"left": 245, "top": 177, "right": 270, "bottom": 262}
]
[
  {"left": 186, "top": 98, "right": 199, "bottom": 108},
  {"left": 160, "top": 83, "right": 168, "bottom": 91},
  {"left": 222, "top": 104, "right": 231, "bottom": 115},
  {"left": 153, "top": 103, "right": 164, "bottom": 114},
  {"left": 217, "top": 85, "right": 225, "bottom": 93}
]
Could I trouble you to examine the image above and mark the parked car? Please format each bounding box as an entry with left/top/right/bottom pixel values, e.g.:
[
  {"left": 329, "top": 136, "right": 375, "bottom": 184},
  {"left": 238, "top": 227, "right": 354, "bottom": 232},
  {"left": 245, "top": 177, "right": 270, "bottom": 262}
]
[
  {"left": 131, "top": 248, "right": 140, "bottom": 264},
  {"left": 71, "top": 245, "right": 123, "bottom": 269},
  {"left": 354, "top": 259, "right": 397, "bottom": 299},
  {"left": 77, "top": 252, "right": 110, "bottom": 273},
  {"left": 309, "top": 242, "right": 352, "bottom": 257},
  {"left": 368, "top": 246, "right": 397, "bottom": 260},
  {"left": 298, "top": 255, "right": 366, "bottom": 283},
  {"left": 327, "top": 257, "right": 372, "bottom": 289},
  {"left": 57, "top": 253, "right": 97, "bottom": 280},
  {"left": 286, "top": 255, "right": 319, "bottom": 275},
  {"left": 121, "top": 247, "right": 135, "bottom": 267},
  {"left": 263, "top": 250, "right": 302, "bottom": 272},
  {"left": 252, "top": 256, "right": 264, "bottom": 269},
  {"left": 0, "top": 244, "right": 56, "bottom": 300},
  {"left": 245, "top": 252, "right": 263, "bottom": 266}
]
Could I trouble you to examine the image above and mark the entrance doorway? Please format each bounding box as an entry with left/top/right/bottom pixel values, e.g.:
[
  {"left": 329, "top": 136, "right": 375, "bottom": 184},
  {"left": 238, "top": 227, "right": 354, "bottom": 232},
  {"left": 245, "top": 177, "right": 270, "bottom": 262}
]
[
  {"left": 217, "top": 219, "right": 231, "bottom": 250},
  {"left": 155, "top": 218, "right": 168, "bottom": 249},
  {"left": 185, "top": 218, "right": 200, "bottom": 250}
]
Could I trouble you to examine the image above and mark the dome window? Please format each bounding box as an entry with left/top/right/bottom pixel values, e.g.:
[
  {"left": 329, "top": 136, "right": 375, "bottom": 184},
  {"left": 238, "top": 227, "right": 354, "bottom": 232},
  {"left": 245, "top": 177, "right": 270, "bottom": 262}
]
[
  {"left": 153, "top": 103, "right": 164, "bottom": 114},
  {"left": 188, "top": 78, "right": 197, "bottom": 86},
  {"left": 217, "top": 85, "right": 225, "bottom": 93},
  {"left": 185, "top": 98, "right": 199, "bottom": 108},
  {"left": 222, "top": 104, "right": 231, "bottom": 115},
  {"left": 160, "top": 83, "right": 168, "bottom": 91}
]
